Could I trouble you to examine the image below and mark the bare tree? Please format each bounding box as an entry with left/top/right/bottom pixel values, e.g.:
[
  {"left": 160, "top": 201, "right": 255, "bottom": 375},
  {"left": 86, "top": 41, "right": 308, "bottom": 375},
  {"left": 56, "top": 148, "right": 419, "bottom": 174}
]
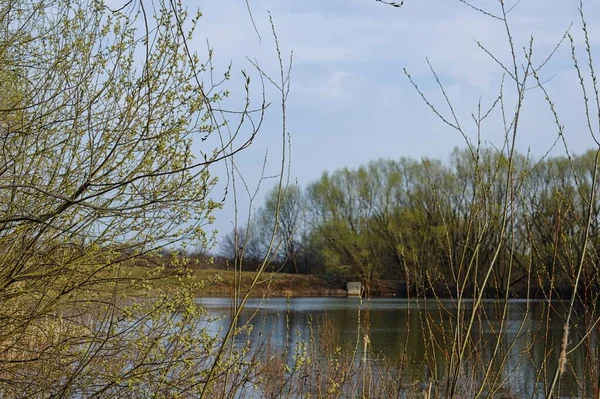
[
  {"left": 256, "top": 184, "right": 305, "bottom": 273},
  {"left": 219, "top": 225, "right": 263, "bottom": 270}
]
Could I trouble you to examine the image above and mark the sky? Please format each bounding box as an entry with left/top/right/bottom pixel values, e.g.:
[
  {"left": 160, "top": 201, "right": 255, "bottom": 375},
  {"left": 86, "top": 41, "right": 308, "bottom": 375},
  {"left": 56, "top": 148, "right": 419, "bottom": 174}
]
[{"left": 188, "top": 0, "right": 600, "bottom": 246}]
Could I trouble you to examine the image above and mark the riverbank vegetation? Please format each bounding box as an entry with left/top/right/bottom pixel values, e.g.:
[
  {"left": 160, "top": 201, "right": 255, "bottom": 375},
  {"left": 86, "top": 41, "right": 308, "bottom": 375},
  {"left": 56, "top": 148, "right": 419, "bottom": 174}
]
[{"left": 221, "top": 148, "right": 600, "bottom": 299}]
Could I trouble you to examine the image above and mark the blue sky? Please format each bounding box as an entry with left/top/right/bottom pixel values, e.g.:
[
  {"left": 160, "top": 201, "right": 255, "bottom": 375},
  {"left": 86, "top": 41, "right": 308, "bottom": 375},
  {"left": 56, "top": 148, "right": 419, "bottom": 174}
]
[{"left": 190, "top": 0, "right": 600, "bottom": 244}]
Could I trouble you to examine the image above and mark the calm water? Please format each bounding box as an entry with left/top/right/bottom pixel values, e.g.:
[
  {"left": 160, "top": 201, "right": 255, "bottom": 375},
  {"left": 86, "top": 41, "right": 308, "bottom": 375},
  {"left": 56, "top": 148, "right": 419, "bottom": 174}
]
[{"left": 195, "top": 297, "right": 597, "bottom": 398}]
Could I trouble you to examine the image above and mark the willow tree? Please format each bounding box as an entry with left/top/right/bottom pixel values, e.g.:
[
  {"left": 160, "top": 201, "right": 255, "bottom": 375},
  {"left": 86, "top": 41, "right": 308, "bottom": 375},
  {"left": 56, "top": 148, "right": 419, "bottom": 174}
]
[{"left": 0, "top": 0, "right": 262, "bottom": 396}]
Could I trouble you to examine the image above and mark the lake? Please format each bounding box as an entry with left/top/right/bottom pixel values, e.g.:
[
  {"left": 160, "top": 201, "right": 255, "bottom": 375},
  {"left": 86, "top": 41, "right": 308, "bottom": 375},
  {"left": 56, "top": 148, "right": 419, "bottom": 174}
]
[{"left": 195, "top": 297, "right": 597, "bottom": 398}]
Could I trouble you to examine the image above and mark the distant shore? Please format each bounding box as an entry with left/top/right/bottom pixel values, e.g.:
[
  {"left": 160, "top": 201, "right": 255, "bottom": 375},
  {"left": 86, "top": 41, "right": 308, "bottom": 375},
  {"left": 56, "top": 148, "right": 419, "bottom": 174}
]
[
  {"left": 131, "top": 267, "right": 584, "bottom": 300},
  {"left": 133, "top": 268, "right": 403, "bottom": 298}
]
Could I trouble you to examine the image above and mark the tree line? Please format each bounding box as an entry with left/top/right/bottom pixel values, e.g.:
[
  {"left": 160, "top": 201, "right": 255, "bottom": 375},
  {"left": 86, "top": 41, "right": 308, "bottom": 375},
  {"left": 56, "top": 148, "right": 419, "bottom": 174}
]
[{"left": 221, "top": 147, "right": 600, "bottom": 297}]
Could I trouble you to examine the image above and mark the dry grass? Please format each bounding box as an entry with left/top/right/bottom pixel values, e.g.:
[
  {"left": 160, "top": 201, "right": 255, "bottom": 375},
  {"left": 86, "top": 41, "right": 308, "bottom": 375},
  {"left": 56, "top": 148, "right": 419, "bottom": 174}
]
[{"left": 123, "top": 266, "right": 409, "bottom": 298}]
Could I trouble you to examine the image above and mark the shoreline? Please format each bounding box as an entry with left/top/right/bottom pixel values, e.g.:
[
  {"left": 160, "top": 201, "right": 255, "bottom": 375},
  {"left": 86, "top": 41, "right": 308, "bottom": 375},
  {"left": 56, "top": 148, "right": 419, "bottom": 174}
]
[{"left": 134, "top": 268, "right": 583, "bottom": 300}]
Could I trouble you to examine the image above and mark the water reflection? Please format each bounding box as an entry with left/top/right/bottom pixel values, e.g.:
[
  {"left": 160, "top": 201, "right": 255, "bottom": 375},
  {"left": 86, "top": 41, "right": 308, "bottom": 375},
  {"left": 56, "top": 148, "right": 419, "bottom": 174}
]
[{"left": 195, "top": 297, "right": 596, "bottom": 398}]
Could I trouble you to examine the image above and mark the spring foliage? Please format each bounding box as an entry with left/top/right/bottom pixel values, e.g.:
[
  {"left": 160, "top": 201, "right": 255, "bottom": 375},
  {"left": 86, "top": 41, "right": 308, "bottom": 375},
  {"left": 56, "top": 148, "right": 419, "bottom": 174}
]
[{"left": 0, "top": 0, "right": 255, "bottom": 396}]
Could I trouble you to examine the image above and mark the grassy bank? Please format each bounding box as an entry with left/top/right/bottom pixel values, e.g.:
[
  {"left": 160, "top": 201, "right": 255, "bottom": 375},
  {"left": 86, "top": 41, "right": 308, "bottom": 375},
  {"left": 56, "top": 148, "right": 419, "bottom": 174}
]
[
  {"left": 124, "top": 261, "right": 582, "bottom": 299},
  {"left": 126, "top": 267, "right": 407, "bottom": 297}
]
